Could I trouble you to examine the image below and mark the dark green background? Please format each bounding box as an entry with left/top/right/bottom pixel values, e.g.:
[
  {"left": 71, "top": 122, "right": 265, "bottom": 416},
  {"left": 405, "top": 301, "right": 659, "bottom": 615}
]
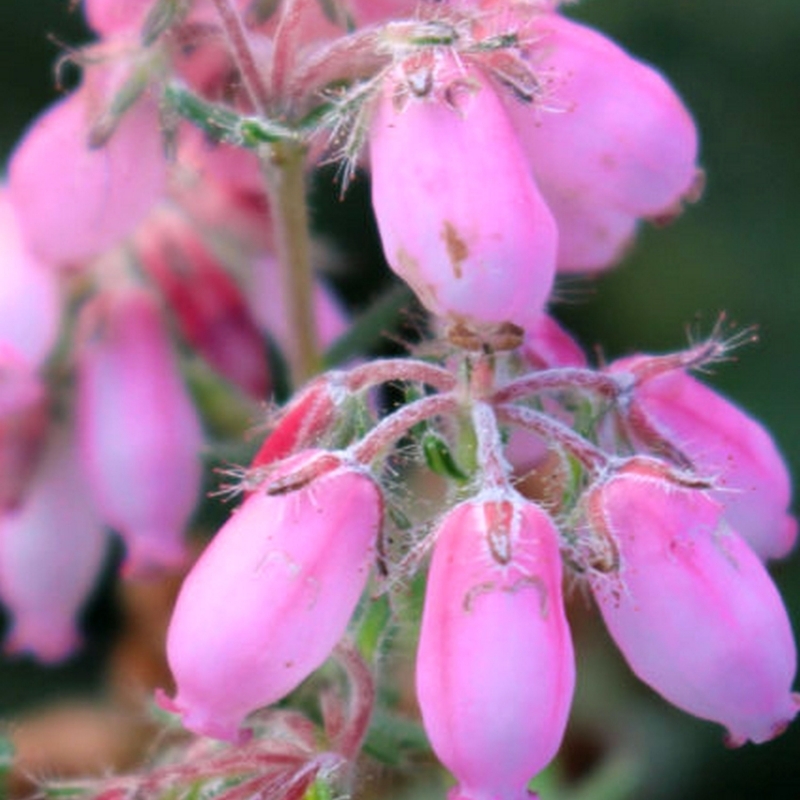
[{"left": 0, "top": 1, "right": 798, "bottom": 798}]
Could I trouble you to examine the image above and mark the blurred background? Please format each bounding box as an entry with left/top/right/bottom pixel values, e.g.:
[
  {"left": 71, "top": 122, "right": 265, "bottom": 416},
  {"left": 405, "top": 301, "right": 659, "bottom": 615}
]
[{"left": 0, "top": 0, "right": 798, "bottom": 798}]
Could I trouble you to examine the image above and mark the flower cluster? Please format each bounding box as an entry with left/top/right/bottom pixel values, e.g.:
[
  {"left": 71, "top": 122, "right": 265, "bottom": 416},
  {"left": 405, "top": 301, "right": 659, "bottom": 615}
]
[{"left": 0, "top": 1, "right": 795, "bottom": 799}]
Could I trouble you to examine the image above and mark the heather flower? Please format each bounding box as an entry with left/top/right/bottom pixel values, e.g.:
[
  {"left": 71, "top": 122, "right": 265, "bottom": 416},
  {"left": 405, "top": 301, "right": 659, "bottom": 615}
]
[
  {"left": 586, "top": 459, "right": 798, "bottom": 745},
  {"left": 0, "top": 424, "right": 108, "bottom": 663},
  {"left": 500, "top": 10, "right": 700, "bottom": 273},
  {"left": 369, "top": 53, "right": 557, "bottom": 333},
  {"left": 162, "top": 451, "right": 382, "bottom": 742},
  {"left": 417, "top": 494, "right": 574, "bottom": 800},
  {"left": 75, "top": 284, "right": 204, "bottom": 575},
  {"left": 610, "top": 355, "right": 797, "bottom": 560},
  {"left": 8, "top": 60, "right": 166, "bottom": 267}
]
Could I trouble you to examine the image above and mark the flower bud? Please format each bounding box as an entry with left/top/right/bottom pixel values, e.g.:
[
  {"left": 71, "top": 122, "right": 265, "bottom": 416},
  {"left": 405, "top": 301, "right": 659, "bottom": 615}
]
[
  {"left": 163, "top": 451, "right": 382, "bottom": 742},
  {"left": 587, "top": 460, "right": 798, "bottom": 744},
  {"left": 0, "top": 424, "right": 108, "bottom": 663},
  {"left": 76, "top": 285, "right": 204, "bottom": 575},
  {"left": 369, "top": 55, "right": 557, "bottom": 333},
  {"left": 417, "top": 495, "right": 574, "bottom": 799},
  {"left": 610, "top": 357, "right": 796, "bottom": 560}
]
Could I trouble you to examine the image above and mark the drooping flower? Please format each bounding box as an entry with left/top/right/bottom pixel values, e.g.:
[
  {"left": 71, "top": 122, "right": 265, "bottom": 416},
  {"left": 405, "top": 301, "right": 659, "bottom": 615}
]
[
  {"left": 586, "top": 458, "right": 798, "bottom": 745},
  {"left": 417, "top": 493, "right": 574, "bottom": 800},
  {"left": 162, "top": 451, "right": 382, "bottom": 742},
  {"left": 8, "top": 60, "right": 166, "bottom": 267},
  {"left": 0, "top": 423, "right": 108, "bottom": 663},
  {"left": 609, "top": 355, "right": 797, "bottom": 561},
  {"left": 369, "top": 53, "right": 558, "bottom": 333},
  {"left": 75, "top": 283, "right": 204, "bottom": 575},
  {"left": 499, "top": 10, "right": 700, "bottom": 273}
]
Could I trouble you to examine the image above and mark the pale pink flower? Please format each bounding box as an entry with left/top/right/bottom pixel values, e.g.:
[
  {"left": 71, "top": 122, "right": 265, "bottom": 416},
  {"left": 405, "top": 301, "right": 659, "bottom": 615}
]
[
  {"left": 369, "top": 54, "right": 557, "bottom": 332},
  {"left": 501, "top": 11, "right": 700, "bottom": 272},
  {"left": 8, "top": 65, "right": 166, "bottom": 267},
  {"left": 610, "top": 356, "right": 796, "bottom": 561},
  {"left": 0, "top": 424, "right": 108, "bottom": 663},
  {"left": 75, "top": 284, "right": 204, "bottom": 575},
  {"left": 587, "top": 459, "right": 798, "bottom": 745},
  {"left": 162, "top": 451, "right": 382, "bottom": 742},
  {"left": 417, "top": 494, "right": 574, "bottom": 800}
]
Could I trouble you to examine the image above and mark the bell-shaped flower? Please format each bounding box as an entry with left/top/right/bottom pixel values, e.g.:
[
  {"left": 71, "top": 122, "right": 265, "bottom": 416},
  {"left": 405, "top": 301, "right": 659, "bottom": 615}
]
[
  {"left": 8, "top": 60, "right": 166, "bottom": 267},
  {"left": 369, "top": 54, "right": 557, "bottom": 333},
  {"left": 75, "top": 284, "right": 204, "bottom": 575},
  {"left": 586, "top": 459, "right": 798, "bottom": 745},
  {"left": 417, "top": 493, "right": 574, "bottom": 800},
  {"left": 162, "top": 451, "right": 382, "bottom": 742},
  {"left": 0, "top": 424, "right": 108, "bottom": 663},
  {"left": 500, "top": 11, "right": 700, "bottom": 272},
  {"left": 609, "top": 356, "right": 796, "bottom": 561}
]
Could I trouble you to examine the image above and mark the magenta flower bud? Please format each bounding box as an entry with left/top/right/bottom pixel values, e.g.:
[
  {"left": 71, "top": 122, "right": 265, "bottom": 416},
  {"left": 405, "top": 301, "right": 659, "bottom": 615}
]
[
  {"left": 163, "top": 451, "right": 382, "bottom": 742},
  {"left": 369, "top": 56, "right": 557, "bottom": 333},
  {"left": 417, "top": 495, "right": 574, "bottom": 799},
  {"left": 587, "top": 460, "right": 798, "bottom": 744},
  {"left": 502, "top": 12, "right": 700, "bottom": 273},
  {"left": 136, "top": 213, "right": 271, "bottom": 398},
  {"left": 8, "top": 72, "right": 165, "bottom": 267},
  {"left": 611, "top": 356, "right": 796, "bottom": 561},
  {"left": 76, "top": 285, "right": 204, "bottom": 575},
  {"left": 0, "top": 424, "right": 108, "bottom": 663}
]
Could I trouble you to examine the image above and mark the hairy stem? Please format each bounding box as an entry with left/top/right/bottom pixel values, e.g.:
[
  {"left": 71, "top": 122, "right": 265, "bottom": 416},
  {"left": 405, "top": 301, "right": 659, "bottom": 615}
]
[{"left": 261, "top": 140, "right": 322, "bottom": 386}]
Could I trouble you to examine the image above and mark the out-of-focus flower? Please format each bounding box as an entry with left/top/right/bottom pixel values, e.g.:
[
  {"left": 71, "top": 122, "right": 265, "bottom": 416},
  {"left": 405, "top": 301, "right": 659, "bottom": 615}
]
[
  {"left": 0, "top": 423, "right": 108, "bottom": 663},
  {"left": 8, "top": 61, "right": 166, "bottom": 267},
  {"left": 75, "top": 284, "right": 204, "bottom": 575}
]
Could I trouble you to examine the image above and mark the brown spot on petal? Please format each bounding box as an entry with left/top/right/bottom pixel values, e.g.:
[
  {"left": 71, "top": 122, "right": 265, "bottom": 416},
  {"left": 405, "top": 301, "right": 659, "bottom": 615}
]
[{"left": 441, "top": 221, "right": 469, "bottom": 279}]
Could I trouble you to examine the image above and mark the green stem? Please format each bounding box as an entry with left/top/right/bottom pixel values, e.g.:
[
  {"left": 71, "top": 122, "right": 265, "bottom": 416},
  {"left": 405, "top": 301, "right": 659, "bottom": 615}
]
[{"left": 260, "top": 140, "right": 323, "bottom": 386}]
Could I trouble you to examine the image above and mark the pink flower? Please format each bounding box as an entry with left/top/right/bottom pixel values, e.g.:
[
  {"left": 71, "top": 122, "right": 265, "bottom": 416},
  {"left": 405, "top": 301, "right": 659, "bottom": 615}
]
[
  {"left": 586, "top": 459, "right": 798, "bottom": 745},
  {"left": 369, "top": 53, "right": 557, "bottom": 333},
  {"left": 417, "top": 494, "right": 574, "bottom": 800},
  {"left": 609, "top": 356, "right": 796, "bottom": 561},
  {"left": 75, "top": 284, "right": 204, "bottom": 575},
  {"left": 8, "top": 64, "right": 166, "bottom": 267},
  {"left": 0, "top": 424, "right": 108, "bottom": 663},
  {"left": 501, "top": 11, "right": 700, "bottom": 272},
  {"left": 162, "top": 451, "right": 382, "bottom": 742}
]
